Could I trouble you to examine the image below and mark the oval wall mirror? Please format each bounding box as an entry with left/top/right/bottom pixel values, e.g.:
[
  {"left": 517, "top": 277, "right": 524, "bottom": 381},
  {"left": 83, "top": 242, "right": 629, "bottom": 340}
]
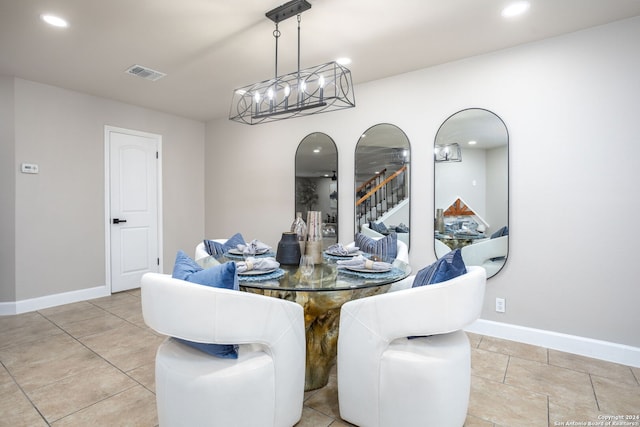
[
  {"left": 295, "top": 132, "right": 338, "bottom": 248},
  {"left": 355, "top": 123, "right": 411, "bottom": 248},
  {"left": 434, "top": 108, "right": 509, "bottom": 278}
]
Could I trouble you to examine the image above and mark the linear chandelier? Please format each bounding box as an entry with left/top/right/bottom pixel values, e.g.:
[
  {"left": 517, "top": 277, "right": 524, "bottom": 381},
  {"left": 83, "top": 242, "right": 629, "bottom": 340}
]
[{"left": 229, "top": 0, "right": 355, "bottom": 125}]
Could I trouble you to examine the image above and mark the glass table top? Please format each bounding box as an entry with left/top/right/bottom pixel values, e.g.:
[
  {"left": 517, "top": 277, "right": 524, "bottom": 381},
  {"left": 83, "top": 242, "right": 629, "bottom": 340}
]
[{"left": 198, "top": 252, "right": 411, "bottom": 292}]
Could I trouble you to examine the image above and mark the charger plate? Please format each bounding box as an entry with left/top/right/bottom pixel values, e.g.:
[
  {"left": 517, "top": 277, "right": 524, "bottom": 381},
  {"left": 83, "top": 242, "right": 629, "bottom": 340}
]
[
  {"left": 237, "top": 268, "right": 285, "bottom": 282},
  {"left": 338, "top": 267, "right": 404, "bottom": 280}
]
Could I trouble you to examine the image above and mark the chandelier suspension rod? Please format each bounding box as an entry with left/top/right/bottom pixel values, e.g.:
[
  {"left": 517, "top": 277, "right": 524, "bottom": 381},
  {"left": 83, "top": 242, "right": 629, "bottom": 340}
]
[
  {"left": 274, "top": 22, "right": 280, "bottom": 81},
  {"left": 297, "top": 14, "right": 301, "bottom": 82}
]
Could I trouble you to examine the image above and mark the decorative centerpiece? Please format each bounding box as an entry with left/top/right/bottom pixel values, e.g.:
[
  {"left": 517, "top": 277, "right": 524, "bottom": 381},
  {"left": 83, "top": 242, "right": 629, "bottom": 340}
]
[
  {"left": 290, "top": 211, "right": 307, "bottom": 254},
  {"left": 275, "top": 232, "right": 302, "bottom": 265},
  {"left": 435, "top": 208, "right": 445, "bottom": 234},
  {"left": 305, "top": 210, "right": 323, "bottom": 264}
]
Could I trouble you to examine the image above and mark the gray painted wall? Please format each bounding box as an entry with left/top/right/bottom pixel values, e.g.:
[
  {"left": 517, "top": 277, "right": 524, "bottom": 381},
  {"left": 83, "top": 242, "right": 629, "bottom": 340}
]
[
  {"left": 2, "top": 77, "right": 205, "bottom": 301},
  {"left": 0, "top": 76, "right": 15, "bottom": 302}
]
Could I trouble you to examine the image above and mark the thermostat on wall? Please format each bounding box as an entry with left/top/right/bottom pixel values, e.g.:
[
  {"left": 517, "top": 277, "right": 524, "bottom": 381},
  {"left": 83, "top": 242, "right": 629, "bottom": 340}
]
[{"left": 21, "top": 163, "right": 39, "bottom": 174}]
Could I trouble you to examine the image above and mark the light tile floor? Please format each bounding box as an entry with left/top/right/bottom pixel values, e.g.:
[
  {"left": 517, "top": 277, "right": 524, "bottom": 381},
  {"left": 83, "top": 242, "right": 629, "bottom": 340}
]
[{"left": 1, "top": 289, "right": 638, "bottom": 426}]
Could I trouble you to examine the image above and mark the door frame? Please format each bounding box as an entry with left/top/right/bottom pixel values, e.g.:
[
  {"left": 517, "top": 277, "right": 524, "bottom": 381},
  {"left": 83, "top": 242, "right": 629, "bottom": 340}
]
[{"left": 104, "top": 125, "right": 163, "bottom": 293}]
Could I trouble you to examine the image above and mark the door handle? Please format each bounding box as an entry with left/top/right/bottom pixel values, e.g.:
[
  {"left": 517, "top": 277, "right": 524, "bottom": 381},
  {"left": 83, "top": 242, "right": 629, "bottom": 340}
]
[{"left": 112, "top": 218, "right": 127, "bottom": 224}]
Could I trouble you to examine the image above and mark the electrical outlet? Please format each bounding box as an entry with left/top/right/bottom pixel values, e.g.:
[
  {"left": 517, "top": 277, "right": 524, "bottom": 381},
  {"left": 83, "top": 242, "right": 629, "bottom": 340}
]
[{"left": 495, "top": 297, "right": 506, "bottom": 313}]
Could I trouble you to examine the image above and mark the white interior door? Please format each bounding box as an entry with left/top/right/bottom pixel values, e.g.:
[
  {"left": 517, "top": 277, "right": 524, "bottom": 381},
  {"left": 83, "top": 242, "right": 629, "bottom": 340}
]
[{"left": 107, "top": 127, "right": 161, "bottom": 292}]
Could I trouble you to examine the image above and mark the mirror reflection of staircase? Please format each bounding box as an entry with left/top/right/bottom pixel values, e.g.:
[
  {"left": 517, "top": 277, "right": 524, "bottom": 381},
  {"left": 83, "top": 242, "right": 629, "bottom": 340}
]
[{"left": 356, "top": 165, "right": 408, "bottom": 229}]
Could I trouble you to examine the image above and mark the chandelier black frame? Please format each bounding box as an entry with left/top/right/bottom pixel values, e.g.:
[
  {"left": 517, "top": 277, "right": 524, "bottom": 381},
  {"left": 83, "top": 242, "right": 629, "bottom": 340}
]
[{"left": 229, "top": 0, "right": 356, "bottom": 125}]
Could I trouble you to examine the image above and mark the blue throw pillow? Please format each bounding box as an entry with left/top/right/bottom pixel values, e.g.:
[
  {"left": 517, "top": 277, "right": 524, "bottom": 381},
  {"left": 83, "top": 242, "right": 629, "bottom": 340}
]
[
  {"left": 412, "top": 249, "right": 467, "bottom": 287},
  {"left": 203, "top": 232, "right": 246, "bottom": 256},
  {"left": 172, "top": 250, "right": 239, "bottom": 358},
  {"left": 355, "top": 232, "right": 398, "bottom": 260},
  {"left": 172, "top": 250, "right": 239, "bottom": 290},
  {"left": 490, "top": 226, "right": 509, "bottom": 239},
  {"left": 174, "top": 339, "right": 239, "bottom": 358},
  {"left": 369, "top": 221, "right": 389, "bottom": 234},
  {"left": 395, "top": 223, "right": 410, "bottom": 233}
]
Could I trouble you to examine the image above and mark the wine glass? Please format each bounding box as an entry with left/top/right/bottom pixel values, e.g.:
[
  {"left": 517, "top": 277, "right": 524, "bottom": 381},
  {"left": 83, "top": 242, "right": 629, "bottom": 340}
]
[{"left": 299, "top": 255, "right": 314, "bottom": 282}]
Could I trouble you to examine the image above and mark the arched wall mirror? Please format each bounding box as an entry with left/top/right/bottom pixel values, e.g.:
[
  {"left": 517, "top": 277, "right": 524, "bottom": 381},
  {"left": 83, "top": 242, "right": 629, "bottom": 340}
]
[
  {"left": 434, "top": 108, "right": 509, "bottom": 278},
  {"left": 295, "top": 132, "right": 338, "bottom": 248},
  {"left": 355, "top": 123, "right": 411, "bottom": 248}
]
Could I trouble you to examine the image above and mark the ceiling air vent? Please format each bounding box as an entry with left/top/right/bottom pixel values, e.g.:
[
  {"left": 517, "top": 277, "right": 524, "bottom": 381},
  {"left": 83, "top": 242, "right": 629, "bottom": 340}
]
[{"left": 125, "top": 64, "right": 166, "bottom": 82}]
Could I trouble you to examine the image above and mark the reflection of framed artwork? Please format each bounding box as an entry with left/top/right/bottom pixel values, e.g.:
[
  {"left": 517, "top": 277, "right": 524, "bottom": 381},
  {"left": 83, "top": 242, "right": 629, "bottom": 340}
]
[{"left": 329, "top": 182, "right": 337, "bottom": 209}]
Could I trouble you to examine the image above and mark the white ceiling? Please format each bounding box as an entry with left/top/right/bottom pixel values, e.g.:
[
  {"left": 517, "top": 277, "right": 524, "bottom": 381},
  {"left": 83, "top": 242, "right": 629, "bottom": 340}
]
[{"left": 2, "top": 0, "right": 639, "bottom": 122}]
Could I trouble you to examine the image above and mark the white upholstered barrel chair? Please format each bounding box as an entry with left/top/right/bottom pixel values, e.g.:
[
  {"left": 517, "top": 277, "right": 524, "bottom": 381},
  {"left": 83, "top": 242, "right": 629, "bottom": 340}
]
[
  {"left": 361, "top": 222, "right": 410, "bottom": 247},
  {"left": 141, "top": 273, "right": 306, "bottom": 427},
  {"left": 434, "top": 238, "right": 452, "bottom": 258},
  {"left": 460, "top": 235, "right": 508, "bottom": 277},
  {"left": 337, "top": 266, "right": 486, "bottom": 427},
  {"left": 394, "top": 239, "right": 409, "bottom": 264}
]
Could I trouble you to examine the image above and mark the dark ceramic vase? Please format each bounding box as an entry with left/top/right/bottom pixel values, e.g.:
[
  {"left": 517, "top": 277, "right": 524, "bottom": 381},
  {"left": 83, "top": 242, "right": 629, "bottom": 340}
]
[{"left": 276, "top": 232, "right": 302, "bottom": 265}]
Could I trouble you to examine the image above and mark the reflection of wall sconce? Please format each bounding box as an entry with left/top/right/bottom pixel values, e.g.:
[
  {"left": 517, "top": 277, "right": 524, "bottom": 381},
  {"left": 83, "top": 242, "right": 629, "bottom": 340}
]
[
  {"left": 434, "top": 143, "right": 462, "bottom": 162},
  {"left": 331, "top": 171, "right": 337, "bottom": 181}
]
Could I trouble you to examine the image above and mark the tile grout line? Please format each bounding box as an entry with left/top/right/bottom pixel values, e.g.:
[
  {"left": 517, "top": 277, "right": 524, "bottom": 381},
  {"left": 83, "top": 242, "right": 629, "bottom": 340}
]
[
  {"left": 1, "top": 359, "right": 52, "bottom": 426},
  {"left": 30, "top": 293, "right": 160, "bottom": 423},
  {"left": 588, "top": 373, "right": 601, "bottom": 412},
  {"left": 84, "top": 297, "right": 166, "bottom": 378},
  {"left": 37, "top": 304, "right": 158, "bottom": 395},
  {"left": 34, "top": 305, "right": 159, "bottom": 423},
  {"left": 49, "top": 383, "right": 141, "bottom": 425},
  {"left": 629, "top": 366, "right": 640, "bottom": 386},
  {"left": 503, "top": 354, "right": 511, "bottom": 384},
  {"left": 83, "top": 297, "right": 162, "bottom": 393}
]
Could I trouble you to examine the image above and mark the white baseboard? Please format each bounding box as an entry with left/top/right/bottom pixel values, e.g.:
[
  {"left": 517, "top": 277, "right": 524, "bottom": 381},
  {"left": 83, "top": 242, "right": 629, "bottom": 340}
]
[
  {"left": 465, "top": 319, "right": 640, "bottom": 368},
  {"left": 0, "top": 285, "right": 111, "bottom": 316}
]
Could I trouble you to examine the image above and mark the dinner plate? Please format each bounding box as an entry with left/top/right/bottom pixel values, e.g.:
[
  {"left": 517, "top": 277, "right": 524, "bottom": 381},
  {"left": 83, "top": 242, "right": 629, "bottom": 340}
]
[
  {"left": 325, "top": 251, "right": 359, "bottom": 257},
  {"left": 228, "top": 248, "right": 269, "bottom": 256},
  {"left": 344, "top": 265, "right": 392, "bottom": 273},
  {"left": 238, "top": 268, "right": 276, "bottom": 276}
]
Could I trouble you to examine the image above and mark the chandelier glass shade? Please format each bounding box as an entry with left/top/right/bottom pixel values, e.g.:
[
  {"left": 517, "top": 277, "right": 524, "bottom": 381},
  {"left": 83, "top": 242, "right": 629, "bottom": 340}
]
[{"left": 229, "top": 0, "right": 355, "bottom": 125}]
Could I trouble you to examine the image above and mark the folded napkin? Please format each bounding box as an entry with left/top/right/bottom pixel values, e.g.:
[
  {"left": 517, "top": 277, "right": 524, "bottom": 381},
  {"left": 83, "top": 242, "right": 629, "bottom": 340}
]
[
  {"left": 395, "top": 223, "right": 410, "bottom": 233},
  {"left": 326, "top": 243, "right": 359, "bottom": 256},
  {"left": 455, "top": 230, "right": 480, "bottom": 237},
  {"left": 337, "top": 255, "right": 392, "bottom": 271},
  {"left": 236, "top": 257, "right": 280, "bottom": 273},
  {"left": 237, "top": 239, "right": 272, "bottom": 255}
]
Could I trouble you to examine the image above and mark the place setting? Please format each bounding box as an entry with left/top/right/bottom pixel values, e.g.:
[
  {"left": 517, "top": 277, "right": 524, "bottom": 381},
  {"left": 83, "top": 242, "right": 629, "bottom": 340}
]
[
  {"left": 235, "top": 255, "right": 284, "bottom": 282},
  {"left": 225, "top": 239, "right": 275, "bottom": 260},
  {"left": 336, "top": 254, "right": 403, "bottom": 279},
  {"left": 323, "top": 243, "right": 361, "bottom": 260}
]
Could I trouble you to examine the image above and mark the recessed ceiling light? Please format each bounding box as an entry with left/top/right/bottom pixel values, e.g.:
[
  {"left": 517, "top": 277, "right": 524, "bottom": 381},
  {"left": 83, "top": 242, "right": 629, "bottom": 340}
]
[
  {"left": 313, "top": 148, "right": 321, "bottom": 153},
  {"left": 336, "top": 57, "right": 352, "bottom": 65},
  {"left": 41, "top": 14, "right": 69, "bottom": 28},
  {"left": 501, "top": 1, "right": 530, "bottom": 18},
  {"left": 468, "top": 140, "right": 477, "bottom": 145}
]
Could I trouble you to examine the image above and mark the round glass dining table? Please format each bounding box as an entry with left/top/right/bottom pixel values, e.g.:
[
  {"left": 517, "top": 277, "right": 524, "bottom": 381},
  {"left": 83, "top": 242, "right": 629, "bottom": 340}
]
[
  {"left": 436, "top": 231, "right": 487, "bottom": 250},
  {"left": 200, "top": 252, "right": 411, "bottom": 391}
]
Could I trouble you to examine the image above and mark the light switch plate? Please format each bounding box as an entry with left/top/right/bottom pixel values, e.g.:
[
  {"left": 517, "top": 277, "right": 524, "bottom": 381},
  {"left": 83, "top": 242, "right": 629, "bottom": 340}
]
[{"left": 21, "top": 163, "right": 39, "bottom": 174}]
